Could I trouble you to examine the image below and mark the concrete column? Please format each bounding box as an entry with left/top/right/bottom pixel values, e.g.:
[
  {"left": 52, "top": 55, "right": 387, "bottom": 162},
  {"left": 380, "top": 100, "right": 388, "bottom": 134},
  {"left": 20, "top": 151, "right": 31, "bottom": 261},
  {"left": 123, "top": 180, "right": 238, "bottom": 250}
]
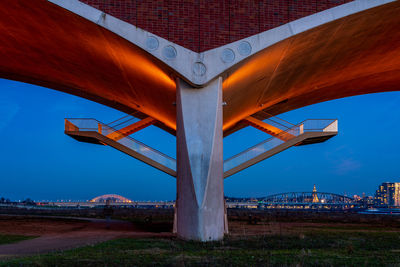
[{"left": 176, "top": 77, "right": 225, "bottom": 241}]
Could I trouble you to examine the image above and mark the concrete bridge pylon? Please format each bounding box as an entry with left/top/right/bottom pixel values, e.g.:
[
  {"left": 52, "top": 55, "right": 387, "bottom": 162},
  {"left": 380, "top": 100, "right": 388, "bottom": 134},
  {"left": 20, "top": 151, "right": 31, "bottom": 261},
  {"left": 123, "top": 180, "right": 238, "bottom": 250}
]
[{"left": 175, "top": 77, "right": 225, "bottom": 241}]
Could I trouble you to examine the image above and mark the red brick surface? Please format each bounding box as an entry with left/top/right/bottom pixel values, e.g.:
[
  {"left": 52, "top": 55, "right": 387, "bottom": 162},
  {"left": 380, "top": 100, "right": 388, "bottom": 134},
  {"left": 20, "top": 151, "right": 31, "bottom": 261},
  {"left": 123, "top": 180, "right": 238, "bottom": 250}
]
[
  {"left": 137, "top": 0, "right": 168, "bottom": 39},
  {"left": 80, "top": 0, "right": 353, "bottom": 52}
]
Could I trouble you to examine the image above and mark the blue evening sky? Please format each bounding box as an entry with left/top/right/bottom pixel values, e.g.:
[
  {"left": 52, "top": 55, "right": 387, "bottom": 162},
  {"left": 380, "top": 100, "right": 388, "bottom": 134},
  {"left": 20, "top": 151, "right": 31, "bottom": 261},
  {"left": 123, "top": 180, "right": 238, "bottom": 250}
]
[{"left": 0, "top": 78, "right": 399, "bottom": 201}]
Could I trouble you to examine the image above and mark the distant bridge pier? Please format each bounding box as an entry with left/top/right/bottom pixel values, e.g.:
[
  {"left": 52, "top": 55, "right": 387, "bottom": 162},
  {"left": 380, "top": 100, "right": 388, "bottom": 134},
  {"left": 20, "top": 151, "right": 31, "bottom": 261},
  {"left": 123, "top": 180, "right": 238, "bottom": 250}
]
[{"left": 175, "top": 77, "right": 225, "bottom": 241}]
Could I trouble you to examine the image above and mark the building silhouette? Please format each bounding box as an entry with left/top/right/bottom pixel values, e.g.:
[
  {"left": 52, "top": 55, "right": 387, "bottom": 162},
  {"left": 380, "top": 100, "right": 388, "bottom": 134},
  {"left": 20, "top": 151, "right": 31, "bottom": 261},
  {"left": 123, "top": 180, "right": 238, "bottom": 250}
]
[{"left": 374, "top": 182, "right": 400, "bottom": 207}]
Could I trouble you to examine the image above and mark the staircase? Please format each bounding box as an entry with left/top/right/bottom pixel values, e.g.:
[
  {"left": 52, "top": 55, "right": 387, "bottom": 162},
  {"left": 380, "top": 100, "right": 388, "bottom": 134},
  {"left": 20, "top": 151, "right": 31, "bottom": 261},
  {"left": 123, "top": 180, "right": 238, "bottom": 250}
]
[
  {"left": 65, "top": 115, "right": 337, "bottom": 178},
  {"left": 105, "top": 117, "right": 156, "bottom": 141},
  {"left": 244, "top": 116, "right": 295, "bottom": 141},
  {"left": 65, "top": 117, "right": 177, "bottom": 176},
  {"left": 223, "top": 118, "right": 338, "bottom": 178}
]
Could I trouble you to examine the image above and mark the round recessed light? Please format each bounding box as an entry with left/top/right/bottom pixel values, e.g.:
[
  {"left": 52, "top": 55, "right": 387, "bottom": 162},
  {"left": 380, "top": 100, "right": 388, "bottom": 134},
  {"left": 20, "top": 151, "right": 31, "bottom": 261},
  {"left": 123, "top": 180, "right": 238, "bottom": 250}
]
[
  {"left": 162, "top": 45, "right": 177, "bottom": 60},
  {"left": 221, "top": 48, "right": 235, "bottom": 63},
  {"left": 192, "top": 62, "right": 206, "bottom": 76},
  {"left": 238, "top": 41, "right": 252, "bottom": 56},
  {"left": 145, "top": 36, "right": 159, "bottom": 51}
]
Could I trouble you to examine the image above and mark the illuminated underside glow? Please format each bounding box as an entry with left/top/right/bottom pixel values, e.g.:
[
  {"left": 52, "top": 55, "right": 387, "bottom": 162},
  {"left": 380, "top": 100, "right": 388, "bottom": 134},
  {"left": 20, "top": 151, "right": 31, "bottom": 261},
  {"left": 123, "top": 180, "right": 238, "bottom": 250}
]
[{"left": 0, "top": 0, "right": 399, "bottom": 135}]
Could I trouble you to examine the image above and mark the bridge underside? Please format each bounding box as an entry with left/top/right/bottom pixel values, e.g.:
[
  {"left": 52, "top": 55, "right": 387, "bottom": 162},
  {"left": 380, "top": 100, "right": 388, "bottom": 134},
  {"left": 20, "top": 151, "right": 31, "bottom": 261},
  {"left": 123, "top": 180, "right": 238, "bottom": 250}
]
[
  {"left": 1, "top": 0, "right": 399, "bottom": 241},
  {"left": 0, "top": 0, "right": 399, "bottom": 135}
]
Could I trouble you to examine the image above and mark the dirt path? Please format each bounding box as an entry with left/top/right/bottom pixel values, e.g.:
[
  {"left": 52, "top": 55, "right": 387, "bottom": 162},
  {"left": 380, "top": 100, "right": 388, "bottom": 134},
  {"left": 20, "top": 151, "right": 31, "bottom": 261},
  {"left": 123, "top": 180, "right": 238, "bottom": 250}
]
[{"left": 0, "top": 216, "right": 173, "bottom": 259}]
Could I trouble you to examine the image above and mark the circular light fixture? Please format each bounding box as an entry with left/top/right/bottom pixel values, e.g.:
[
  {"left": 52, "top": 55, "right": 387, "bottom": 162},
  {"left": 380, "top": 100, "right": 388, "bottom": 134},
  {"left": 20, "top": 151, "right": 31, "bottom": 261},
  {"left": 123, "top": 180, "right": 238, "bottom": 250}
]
[
  {"left": 238, "top": 41, "right": 252, "bottom": 56},
  {"left": 145, "top": 36, "right": 159, "bottom": 51},
  {"left": 221, "top": 48, "right": 235, "bottom": 63},
  {"left": 162, "top": 45, "right": 177, "bottom": 60},
  {"left": 192, "top": 62, "right": 206, "bottom": 76}
]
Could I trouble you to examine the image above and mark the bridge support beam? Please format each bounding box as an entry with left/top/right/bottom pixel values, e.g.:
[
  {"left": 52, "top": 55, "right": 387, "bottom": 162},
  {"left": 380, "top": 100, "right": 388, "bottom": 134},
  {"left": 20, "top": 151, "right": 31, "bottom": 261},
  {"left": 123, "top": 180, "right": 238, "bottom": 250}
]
[{"left": 176, "top": 77, "right": 225, "bottom": 241}]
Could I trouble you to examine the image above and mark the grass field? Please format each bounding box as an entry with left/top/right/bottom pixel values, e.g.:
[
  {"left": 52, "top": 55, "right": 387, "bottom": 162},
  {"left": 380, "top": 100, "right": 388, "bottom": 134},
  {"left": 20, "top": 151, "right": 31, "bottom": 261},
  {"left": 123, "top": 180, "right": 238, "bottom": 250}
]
[
  {"left": 3, "top": 229, "right": 400, "bottom": 266},
  {"left": 0, "top": 235, "right": 35, "bottom": 245}
]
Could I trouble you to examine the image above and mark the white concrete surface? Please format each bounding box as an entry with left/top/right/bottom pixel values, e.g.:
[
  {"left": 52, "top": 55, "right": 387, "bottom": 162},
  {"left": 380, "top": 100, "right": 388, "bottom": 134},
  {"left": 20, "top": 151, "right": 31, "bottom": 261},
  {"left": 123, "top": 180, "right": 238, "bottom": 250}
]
[{"left": 175, "top": 77, "right": 225, "bottom": 241}]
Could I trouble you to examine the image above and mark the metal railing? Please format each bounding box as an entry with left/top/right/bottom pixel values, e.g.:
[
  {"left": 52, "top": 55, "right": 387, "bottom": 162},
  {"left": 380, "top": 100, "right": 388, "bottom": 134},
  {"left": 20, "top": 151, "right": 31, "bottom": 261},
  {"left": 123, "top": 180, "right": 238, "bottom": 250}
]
[
  {"left": 298, "top": 119, "right": 338, "bottom": 133},
  {"left": 259, "top": 111, "right": 297, "bottom": 131},
  {"left": 65, "top": 116, "right": 337, "bottom": 176},
  {"left": 65, "top": 118, "right": 176, "bottom": 171},
  {"left": 224, "top": 119, "right": 337, "bottom": 173},
  {"left": 105, "top": 112, "right": 142, "bottom": 131}
]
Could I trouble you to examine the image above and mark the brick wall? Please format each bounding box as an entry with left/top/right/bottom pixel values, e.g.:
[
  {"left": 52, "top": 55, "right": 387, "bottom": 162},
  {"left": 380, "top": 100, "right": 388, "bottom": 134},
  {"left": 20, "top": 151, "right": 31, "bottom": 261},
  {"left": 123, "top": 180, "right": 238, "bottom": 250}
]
[{"left": 80, "top": 0, "right": 353, "bottom": 52}]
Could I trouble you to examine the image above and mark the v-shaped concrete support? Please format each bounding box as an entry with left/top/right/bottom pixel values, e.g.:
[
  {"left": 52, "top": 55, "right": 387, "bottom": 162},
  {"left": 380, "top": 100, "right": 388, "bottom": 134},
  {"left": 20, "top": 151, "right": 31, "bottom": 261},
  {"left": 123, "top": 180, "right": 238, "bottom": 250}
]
[{"left": 176, "top": 77, "right": 225, "bottom": 241}]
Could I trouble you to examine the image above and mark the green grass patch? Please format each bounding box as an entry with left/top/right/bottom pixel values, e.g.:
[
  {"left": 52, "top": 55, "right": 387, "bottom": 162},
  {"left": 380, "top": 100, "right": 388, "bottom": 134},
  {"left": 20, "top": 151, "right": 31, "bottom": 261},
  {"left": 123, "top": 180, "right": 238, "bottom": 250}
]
[
  {"left": 3, "top": 231, "right": 400, "bottom": 266},
  {"left": 0, "top": 235, "right": 36, "bottom": 245}
]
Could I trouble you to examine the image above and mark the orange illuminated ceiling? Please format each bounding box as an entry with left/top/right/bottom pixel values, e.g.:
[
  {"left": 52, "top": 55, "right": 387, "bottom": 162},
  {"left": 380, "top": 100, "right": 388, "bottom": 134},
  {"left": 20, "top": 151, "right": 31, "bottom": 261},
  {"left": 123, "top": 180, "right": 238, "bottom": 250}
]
[
  {"left": 0, "top": 0, "right": 177, "bottom": 131},
  {"left": 0, "top": 0, "right": 400, "bottom": 136},
  {"left": 223, "top": 1, "right": 400, "bottom": 134}
]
